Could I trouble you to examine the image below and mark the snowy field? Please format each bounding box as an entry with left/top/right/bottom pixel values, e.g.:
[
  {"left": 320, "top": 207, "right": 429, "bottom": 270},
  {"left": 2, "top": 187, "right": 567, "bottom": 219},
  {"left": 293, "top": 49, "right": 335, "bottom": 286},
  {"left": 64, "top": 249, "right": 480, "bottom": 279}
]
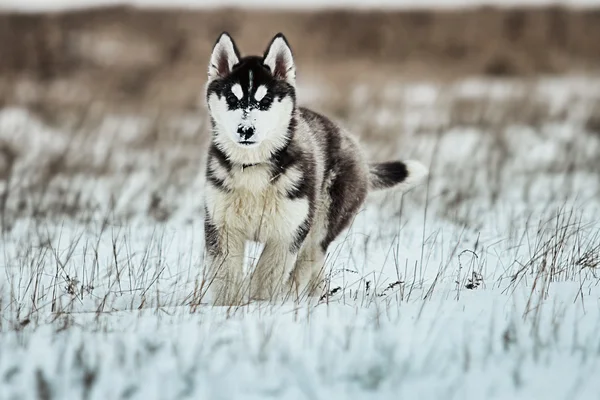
[{"left": 1, "top": 75, "right": 600, "bottom": 399}]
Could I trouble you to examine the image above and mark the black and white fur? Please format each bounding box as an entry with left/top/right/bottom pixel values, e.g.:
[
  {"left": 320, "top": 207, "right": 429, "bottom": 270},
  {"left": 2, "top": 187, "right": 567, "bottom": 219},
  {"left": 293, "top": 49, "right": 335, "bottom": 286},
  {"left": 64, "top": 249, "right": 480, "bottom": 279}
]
[{"left": 203, "top": 32, "right": 428, "bottom": 305}]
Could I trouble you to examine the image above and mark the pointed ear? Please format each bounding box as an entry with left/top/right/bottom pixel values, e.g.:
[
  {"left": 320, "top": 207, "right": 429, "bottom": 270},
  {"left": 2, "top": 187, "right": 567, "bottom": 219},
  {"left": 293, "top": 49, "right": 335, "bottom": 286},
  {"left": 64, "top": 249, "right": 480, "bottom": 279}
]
[
  {"left": 263, "top": 33, "right": 296, "bottom": 86},
  {"left": 208, "top": 32, "right": 240, "bottom": 81}
]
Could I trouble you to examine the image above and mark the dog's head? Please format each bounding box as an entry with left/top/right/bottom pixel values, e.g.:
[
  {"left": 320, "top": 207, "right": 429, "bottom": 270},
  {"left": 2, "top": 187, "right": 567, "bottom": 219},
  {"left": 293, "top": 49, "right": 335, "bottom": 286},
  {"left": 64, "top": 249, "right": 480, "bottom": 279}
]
[{"left": 205, "top": 32, "right": 296, "bottom": 159}]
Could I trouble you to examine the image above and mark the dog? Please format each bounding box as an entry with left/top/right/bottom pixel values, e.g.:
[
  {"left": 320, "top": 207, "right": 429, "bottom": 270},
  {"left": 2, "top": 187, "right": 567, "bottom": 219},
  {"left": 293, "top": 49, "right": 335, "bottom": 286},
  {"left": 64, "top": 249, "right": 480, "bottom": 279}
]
[{"left": 203, "top": 32, "right": 428, "bottom": 306}]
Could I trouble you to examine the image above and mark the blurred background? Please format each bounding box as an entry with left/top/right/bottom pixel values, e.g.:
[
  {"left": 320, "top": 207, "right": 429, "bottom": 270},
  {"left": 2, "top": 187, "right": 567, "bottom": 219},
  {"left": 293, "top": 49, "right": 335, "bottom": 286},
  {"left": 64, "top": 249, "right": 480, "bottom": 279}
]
[
  {"left": 0, "top": 0, "right": 599, "bottom": 226},
  {"left": 1, "top": 1, "right": 600, "bottom": 111}
]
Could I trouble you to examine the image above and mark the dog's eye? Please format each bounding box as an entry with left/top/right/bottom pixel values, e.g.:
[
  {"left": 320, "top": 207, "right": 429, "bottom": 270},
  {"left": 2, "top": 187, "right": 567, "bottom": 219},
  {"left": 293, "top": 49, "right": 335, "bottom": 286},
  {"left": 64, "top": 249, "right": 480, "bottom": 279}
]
[
  {"left": 226, "top": 93, "right": 238, "bottom": 104},
  {"left": 259, "top": 95, "right": 271, "bottom": 107}
]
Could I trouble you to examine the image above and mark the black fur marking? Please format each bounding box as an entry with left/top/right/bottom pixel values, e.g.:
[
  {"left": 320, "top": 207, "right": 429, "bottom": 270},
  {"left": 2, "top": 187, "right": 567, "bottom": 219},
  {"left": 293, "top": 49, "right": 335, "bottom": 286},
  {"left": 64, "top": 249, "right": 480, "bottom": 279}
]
[
  {"left": 208, "top": 143, "right": 232, "bottom": 172},
  {"left": 205, "top": 145, "right": 231, "bottom": 192},
  {"left": 206, "top": 171, "right": 229, "bottom": 192},
  {"left": 370, "top": 162, "right": 408, "bottom": 189},
  {"left": 300, "top": 109, "right": 342, "bottom": 192},
  {"left": 320, "top": 177, "right": 367, "bottom": 252},
  {"left": 204, "top": 208, "right": 220, "bottom": 255},
  {"left": 269, "top": 119, "right": 297, "bottom": 177},
  {"left": 286, "top": 173, "right": 309, "bottom": 200},
  {"left": 300, "top": 109, "right": 368, "bottom": 252},
  {"left": 268, "top": 119, "right": 316, "bottom": 203},
  {"left": 271, "top": 81, "right": 296, "bottom": 106},
  {"left": 290, "top": 218, "right": 311, "bottom": 254}
]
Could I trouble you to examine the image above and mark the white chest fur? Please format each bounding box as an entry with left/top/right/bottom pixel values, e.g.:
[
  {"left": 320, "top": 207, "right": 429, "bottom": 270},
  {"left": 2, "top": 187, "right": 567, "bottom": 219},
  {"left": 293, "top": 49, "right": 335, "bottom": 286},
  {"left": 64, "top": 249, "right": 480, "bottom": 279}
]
[{"left": 205, "top": 165, "right": 309, "bottom": 243}]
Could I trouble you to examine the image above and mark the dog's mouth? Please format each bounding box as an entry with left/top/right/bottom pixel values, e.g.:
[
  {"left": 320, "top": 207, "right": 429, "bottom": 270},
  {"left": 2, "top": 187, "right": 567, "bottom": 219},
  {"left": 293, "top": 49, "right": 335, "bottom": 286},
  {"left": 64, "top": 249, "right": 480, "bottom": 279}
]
[{"left": 238, "top": 140, "right": 257, "bottom": 146}]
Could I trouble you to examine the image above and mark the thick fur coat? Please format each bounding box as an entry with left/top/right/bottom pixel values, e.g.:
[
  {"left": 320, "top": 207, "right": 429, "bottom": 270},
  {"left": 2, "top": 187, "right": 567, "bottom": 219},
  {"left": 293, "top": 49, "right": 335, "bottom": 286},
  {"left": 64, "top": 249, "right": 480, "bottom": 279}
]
[{"left": 203, "top": 32, "right": 428, "bottom": 305}]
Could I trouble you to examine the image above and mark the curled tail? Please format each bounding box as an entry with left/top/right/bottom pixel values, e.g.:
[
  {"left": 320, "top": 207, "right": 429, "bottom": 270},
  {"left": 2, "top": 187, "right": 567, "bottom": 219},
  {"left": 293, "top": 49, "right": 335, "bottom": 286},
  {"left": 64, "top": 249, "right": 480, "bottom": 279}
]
[{"left": 368, "top": 160, "right": 428, "bottom": 191}]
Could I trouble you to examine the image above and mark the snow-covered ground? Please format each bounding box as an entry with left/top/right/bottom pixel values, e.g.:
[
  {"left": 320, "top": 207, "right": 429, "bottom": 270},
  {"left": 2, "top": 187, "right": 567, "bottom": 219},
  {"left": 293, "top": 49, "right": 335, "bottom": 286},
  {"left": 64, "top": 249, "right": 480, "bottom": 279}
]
[
  {"left": 1, "top": 0, "right": 599, "bottom": 12},
  {"left": 1, "top": 76, "right": 599, "bottom": 399}
]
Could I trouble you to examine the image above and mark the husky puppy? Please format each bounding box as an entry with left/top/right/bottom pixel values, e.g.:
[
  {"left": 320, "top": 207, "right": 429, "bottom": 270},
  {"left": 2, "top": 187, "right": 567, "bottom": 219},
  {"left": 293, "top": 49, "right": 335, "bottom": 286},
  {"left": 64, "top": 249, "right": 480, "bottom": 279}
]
[{"left": 203, "top": 32, "right": 427, "bottom": 305}]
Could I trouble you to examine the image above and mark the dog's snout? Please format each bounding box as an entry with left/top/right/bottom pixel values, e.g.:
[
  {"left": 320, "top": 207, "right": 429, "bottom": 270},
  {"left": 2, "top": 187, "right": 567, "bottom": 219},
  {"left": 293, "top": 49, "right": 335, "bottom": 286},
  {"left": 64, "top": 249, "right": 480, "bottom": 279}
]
[{"left": 237, "top": 126, "right": 255, "bottom": 140}]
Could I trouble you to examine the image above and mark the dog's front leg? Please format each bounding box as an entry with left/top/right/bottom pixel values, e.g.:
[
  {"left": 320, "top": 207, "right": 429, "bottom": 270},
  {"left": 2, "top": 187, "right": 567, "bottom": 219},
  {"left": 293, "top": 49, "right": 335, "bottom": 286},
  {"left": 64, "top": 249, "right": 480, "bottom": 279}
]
[
  {"left": 204, "top": 224, "right": 247, "bottom": 306},
  {"left": 249, "top": 241, "right": 298, "bottom": 302},
  {"left": 289, "top": 242, "right": 326, "bottom": 300}
]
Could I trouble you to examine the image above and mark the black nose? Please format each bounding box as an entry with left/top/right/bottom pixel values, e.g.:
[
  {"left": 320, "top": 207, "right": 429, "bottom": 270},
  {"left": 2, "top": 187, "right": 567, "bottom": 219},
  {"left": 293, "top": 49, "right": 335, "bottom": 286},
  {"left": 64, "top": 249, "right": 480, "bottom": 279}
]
[{"left": 237, "top": 126, "right": 255, "bottom": 140}]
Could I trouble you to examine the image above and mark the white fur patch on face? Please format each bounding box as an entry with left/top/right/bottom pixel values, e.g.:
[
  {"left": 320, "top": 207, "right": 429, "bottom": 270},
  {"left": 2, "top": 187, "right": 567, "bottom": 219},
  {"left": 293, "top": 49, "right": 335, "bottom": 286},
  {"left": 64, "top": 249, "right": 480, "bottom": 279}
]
[
  {"left": 254, "top": 85, "right": 268, "bottom": 102},
  {"left": 207, "top": 91, "right": 244, "bottom": 144},
  {"left": 207, "top": 89, "right": 294, "bottom": 166},
  {"left": 249, "top": 95, "right": 293, "bottom": 144},
  {"left": 231, "top": 84, "right": 243, "bottom": 100}
]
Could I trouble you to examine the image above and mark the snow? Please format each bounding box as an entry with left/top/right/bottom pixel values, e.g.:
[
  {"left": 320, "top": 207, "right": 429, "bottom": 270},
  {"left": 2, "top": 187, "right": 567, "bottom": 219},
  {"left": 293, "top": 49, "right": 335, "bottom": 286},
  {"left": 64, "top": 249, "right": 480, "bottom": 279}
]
[
  {"left": 1, "top": 0, "right": 600, "bottom": 12},
  {"left": 1, "top": 76, "right": 600, "bottom": 399}
]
